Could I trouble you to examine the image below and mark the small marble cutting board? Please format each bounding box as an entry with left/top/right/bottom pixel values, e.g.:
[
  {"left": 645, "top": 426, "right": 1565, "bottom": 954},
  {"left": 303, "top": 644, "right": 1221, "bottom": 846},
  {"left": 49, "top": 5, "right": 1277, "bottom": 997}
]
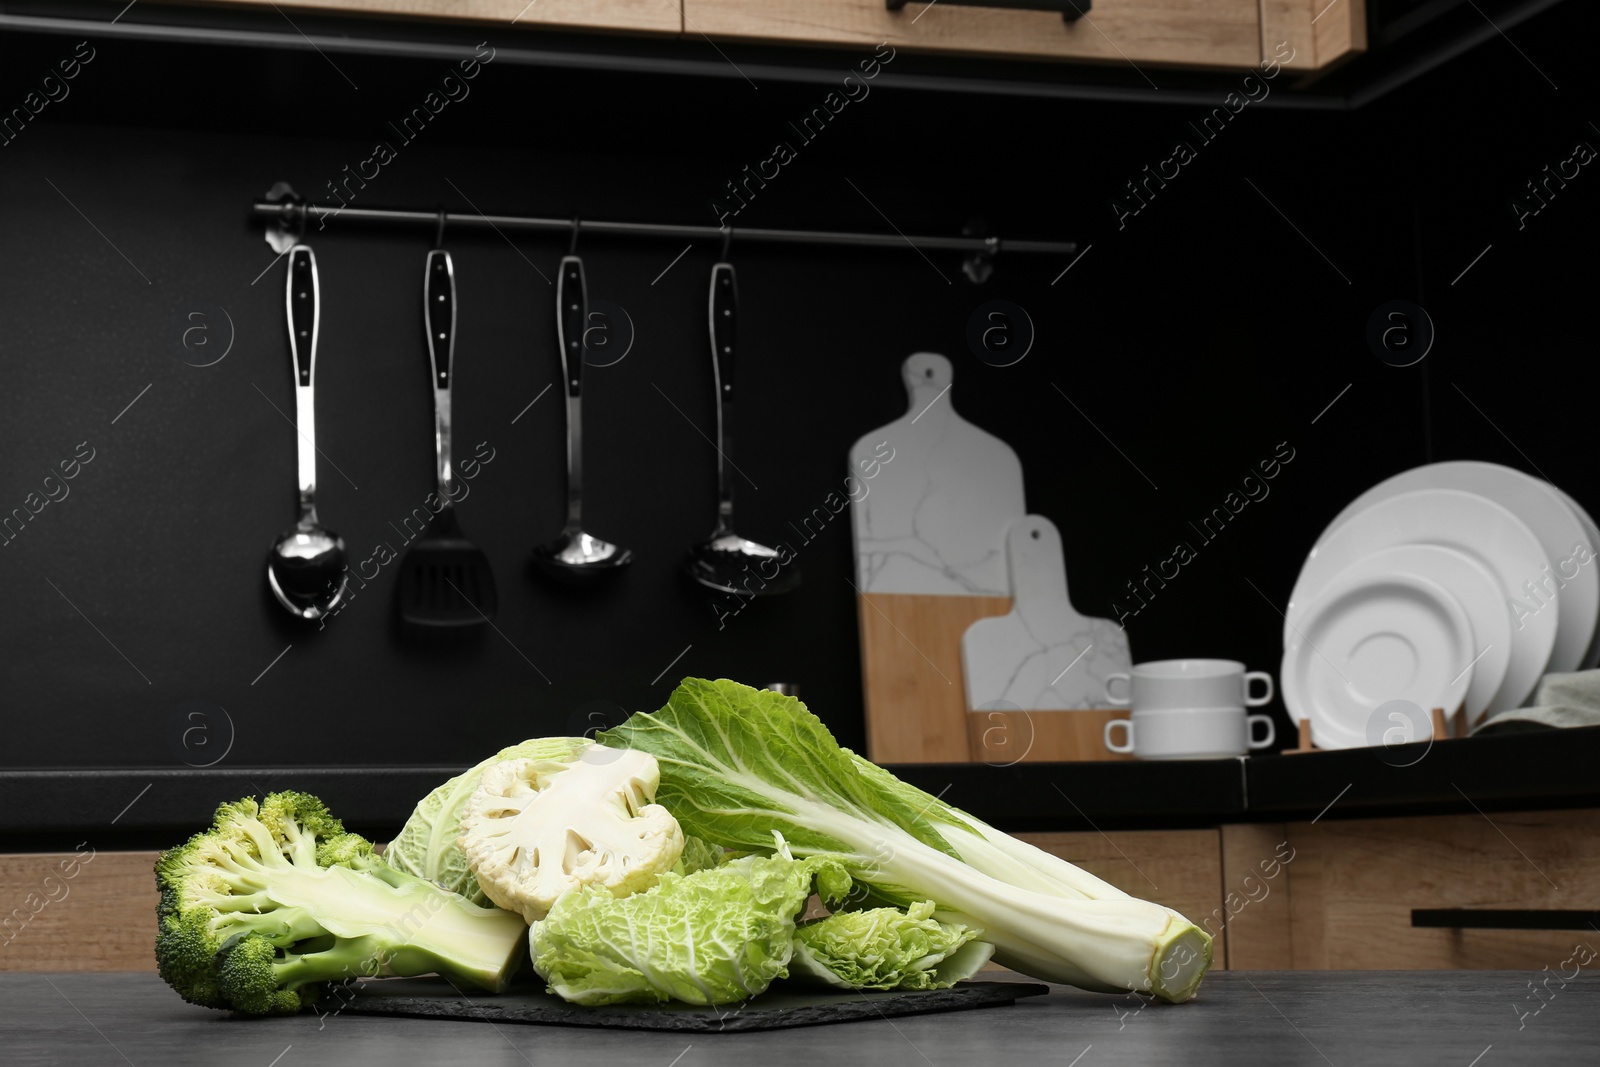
[
  {"left": 850, "top": 353, "right": 1025, "bottom": 597},
  {"left": 963, "top": 515, "right": 1131, "bottom": 713}
]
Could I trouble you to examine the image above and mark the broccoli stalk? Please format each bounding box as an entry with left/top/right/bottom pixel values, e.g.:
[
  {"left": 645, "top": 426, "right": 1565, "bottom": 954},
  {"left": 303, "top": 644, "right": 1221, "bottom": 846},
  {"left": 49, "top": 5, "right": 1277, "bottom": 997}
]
[{"left": 156, "top": 791, "right": 528, "bottom": 1016}]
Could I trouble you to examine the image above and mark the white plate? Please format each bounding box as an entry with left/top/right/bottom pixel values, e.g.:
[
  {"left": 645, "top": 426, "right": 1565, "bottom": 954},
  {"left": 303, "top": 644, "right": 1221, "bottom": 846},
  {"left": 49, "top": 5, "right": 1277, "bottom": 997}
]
[
  {"left": 1285, "top": 488, "right": 1554, "bottom": 712},
  {"left": 1548, "top": 485, "right": 1600, "bottom": 669},
  {"left": 1312, "top": 461, "right": 1597, "bottom": 674},
  {"left": 1316, "top": 544, "right": 1509, "bottom": 724},
  {"left": 1282, "top": 572, "right": 1474, "bottom": 750}
]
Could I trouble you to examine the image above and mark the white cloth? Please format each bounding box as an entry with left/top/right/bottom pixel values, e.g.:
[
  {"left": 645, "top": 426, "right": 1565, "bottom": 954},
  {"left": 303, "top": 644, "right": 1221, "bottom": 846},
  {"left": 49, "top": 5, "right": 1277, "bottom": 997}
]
[{"left": 1472, "top": 669, "right": 1600, "bottom": 734}]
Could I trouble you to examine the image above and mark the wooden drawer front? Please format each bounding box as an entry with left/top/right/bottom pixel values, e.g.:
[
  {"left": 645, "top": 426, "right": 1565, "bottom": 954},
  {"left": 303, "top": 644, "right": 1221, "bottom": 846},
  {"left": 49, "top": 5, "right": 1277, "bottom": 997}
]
[
  {"left": 1017, "top": 829, "right": 1224, "bottom": 954},
  {"left": 1224, "top": 810, "right": 1600, "bottom": 970},
  {"left": 690, "top": 0, "right": 1262, "bottom": 69},
  {"left": 1, "top": 851, "right": 158, "bottom": 972},
  {"left": 177, "top": 1, "right": 684, "bottom": 34}
]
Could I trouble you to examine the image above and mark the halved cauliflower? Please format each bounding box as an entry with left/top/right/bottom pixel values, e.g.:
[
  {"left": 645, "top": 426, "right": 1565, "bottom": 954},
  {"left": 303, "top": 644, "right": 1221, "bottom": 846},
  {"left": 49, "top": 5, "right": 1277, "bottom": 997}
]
[{"left": 457, "top": 746, "right": 685, "bottom": 921}]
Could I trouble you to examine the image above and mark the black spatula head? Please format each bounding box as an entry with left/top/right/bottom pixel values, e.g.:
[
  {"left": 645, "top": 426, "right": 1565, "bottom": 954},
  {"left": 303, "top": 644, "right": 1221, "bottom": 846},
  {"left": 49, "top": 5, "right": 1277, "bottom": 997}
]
[{"left": 396, "top": 510, "right": 498, "bottom": 627}]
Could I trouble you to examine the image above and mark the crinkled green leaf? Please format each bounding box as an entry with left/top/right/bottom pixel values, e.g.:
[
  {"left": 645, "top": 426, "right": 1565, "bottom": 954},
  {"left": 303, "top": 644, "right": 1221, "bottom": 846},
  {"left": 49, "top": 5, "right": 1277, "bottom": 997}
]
[
  {"left": 675, "top": 835, "right": 729, "bottom": 876},
  {"left": 530, "top": 843, "right": 849, "bottom": 1006},
  {"left": 790, "top": 902, "right": 993, "bottom": 991},
  {"left": 385, "top": 737, "right": 590, "bottom": 904}
]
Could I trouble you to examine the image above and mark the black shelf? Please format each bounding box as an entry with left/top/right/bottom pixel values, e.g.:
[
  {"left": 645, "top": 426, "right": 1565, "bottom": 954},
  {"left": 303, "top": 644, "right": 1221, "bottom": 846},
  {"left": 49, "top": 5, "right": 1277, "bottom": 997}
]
[
  {"left": 0, "top": 759, "right": 1246, "bottom": 848},
  {"left": 4, "top": 726, "right": 1597, "bottom": 849},
  {"left": 1242, "top": 723, "right": 1600, "bottom": 822},
  {"left": 891, "top": 759, "right": 1247, "bottom": 833}
]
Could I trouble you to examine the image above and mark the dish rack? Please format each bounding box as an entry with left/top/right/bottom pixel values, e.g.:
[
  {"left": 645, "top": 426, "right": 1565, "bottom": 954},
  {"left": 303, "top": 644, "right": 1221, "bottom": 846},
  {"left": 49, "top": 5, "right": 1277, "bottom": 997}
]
[{"left": 1286, "top": 706, "right": 1462, "bottom": 754}]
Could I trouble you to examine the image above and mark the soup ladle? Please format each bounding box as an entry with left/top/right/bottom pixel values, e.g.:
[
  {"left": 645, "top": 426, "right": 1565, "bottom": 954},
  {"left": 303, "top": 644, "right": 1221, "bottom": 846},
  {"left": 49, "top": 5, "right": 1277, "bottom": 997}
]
[
  {"left": 683, "top": 262, "right": 799, "bottom": 597},
  {"left": 532, "top": 252, "right": 633, "bottom": 581}
]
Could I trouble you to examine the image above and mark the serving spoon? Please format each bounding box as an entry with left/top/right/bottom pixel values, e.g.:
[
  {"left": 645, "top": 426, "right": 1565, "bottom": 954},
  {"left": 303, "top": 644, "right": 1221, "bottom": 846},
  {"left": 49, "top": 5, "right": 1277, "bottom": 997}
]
[
  {"left": 266, "top": 245, "right": 350, "bottom": 620},
  {"left": 683, "top": 262, "right": 799, "bottom": 596}
]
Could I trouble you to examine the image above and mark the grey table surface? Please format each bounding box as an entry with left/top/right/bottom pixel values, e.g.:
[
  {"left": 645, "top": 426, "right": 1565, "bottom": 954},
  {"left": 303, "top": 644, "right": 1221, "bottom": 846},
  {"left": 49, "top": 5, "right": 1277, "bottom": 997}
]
[{"left": 2, "top": 970, "right": 1595, "bottom": 1066}]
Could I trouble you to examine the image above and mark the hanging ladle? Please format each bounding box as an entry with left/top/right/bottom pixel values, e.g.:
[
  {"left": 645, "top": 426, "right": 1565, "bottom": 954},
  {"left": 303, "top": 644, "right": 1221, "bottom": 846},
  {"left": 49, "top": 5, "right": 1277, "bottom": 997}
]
[
  {"left": 683, "top": 257, "right": 800, "bottom": 596},
  {"left": 532, "top": 223, "right": 633, "bottom": 580}
]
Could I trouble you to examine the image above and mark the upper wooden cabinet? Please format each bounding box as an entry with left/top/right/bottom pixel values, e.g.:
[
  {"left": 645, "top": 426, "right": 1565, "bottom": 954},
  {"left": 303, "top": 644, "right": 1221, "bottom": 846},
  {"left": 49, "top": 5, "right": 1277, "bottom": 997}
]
[
  {"left": 189, "top": 0, "right": 683, "bottom": 34},
  {"left": 690, "top": 0, "right": 1264, "bottom": 70},
  {"left": 173, "top": 0, "right": 1366, "bottom": 71},
  {"left": 1262, "top": 0, "right": 1369, "bottom": 72}
]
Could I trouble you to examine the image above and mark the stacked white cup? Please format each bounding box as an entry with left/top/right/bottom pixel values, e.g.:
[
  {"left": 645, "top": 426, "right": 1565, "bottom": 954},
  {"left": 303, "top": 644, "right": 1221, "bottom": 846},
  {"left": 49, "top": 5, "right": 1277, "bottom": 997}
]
[{"left": 1103, "top": 659, "right": 1276, "bottom": 760}]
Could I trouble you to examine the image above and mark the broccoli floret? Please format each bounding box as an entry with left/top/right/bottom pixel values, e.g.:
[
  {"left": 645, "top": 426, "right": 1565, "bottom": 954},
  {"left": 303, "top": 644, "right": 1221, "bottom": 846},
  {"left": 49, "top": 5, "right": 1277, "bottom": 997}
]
[{"left": 155, "top": 790, "right": 528, "bottom": 1016}]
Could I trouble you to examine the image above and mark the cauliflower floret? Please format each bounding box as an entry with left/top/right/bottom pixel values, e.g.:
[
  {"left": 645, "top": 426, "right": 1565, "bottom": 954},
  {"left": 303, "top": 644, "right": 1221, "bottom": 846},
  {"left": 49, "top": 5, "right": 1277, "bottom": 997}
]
[{"left": 457, "top": 746, "right": 684, "bottom": 921}]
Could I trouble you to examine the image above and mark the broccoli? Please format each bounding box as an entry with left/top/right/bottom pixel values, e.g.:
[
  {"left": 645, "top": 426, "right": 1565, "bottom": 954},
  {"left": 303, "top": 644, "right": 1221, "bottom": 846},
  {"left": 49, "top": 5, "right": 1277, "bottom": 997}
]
[{"left": 155, "top": 791, "right": 528, "bottom": 1016}]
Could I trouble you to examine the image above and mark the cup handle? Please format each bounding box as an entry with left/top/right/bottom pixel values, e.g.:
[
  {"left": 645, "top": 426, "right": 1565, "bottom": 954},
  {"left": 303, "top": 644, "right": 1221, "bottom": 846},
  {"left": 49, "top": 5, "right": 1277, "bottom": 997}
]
[
  {"left": 1247, "top": 713, "right": 1276, "bottom": 750},
  {"left": 1104, "top": 718, "right": 1135, "bottom": 754},
  {"left": 1244, "top": 671, "right": 1275, "bottom": 707},
  {"left": 1105, "top": 674, "right": 1132, "bottom": 707}
]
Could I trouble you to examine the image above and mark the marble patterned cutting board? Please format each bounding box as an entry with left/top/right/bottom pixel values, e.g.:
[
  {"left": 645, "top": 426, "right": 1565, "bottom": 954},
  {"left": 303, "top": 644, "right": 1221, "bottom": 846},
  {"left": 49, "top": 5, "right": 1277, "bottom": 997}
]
[
  {"left": 850, "top": 353, "right": 1025, "bottom": 596},
  {"left": 850, "top": 353, "right": 1024, "bottom": 763},
  {"left": 962, "top": 515, "right": 1132, "bottom": 712}
]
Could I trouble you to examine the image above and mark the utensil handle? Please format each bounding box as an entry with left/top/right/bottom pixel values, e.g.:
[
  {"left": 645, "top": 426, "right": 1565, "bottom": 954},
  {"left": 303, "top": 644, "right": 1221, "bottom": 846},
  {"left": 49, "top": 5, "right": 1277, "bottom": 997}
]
[
  {"left": 709, "top": 262, "right": 737, "bottom": 523},
  {"left": 557, "top": 255, "right": 586, "bottom": 527},
  {"left": 424, "top": 249, "right": 456, "bottom": 503},
  {"left": 886, "top": 0, "right": 1090, "bottom": 22},
  {"left": 286, "top": 245, "right": 320, "bottom": 518},
  {"left": 425, "top": 250, "right": 455, "bottom": 390},
  {"left": 1412, "top": 909, "right": 1600, "bottom": 930}
]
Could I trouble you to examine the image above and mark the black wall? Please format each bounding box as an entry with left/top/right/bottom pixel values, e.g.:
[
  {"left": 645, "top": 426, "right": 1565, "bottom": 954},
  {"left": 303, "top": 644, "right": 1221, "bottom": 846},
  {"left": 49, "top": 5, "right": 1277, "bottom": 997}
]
[{"left": 1, "top": 6, "right": 1595, "bottom": 771}]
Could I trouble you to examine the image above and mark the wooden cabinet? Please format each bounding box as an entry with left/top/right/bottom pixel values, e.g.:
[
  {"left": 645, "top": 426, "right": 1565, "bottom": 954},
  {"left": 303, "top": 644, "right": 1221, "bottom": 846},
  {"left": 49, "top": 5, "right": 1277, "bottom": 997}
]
[
  {"left": 4, "top": 812, "right": 1593, "bottom": 974},
  {"left": 169, "top": 0, "right": 1366, "bottom": 72},
  {"left": 1261, "top": 0, "right": 1368, "bottom": 73},
  {"left": 1, "top": 834, "right": 1221, "bottom": 973},
  {"left": 1, "top": 850, "right": 157, "bottom": 972},
  {"left": 1018, "top": 830, "right": 1224, "bottom": 944},
  {"left": 689, "top": 0, "right": 1265, "bottom": 69},
  {"left": 179, "top": 0, "right": 683, "bottom": 34},
  {"left": 1223, "top": 810, "right": 1600, "bottom": 970}
]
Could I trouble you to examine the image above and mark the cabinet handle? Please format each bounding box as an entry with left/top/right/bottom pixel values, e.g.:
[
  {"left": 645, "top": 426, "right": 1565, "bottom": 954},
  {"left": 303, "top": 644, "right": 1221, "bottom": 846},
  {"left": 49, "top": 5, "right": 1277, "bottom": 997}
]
[
  {"left": 886, "top": 0, "right": 1091, "bottom": 24},
  {"left": 1412, "top": 909, "right": 1600, "bottom": 931}
]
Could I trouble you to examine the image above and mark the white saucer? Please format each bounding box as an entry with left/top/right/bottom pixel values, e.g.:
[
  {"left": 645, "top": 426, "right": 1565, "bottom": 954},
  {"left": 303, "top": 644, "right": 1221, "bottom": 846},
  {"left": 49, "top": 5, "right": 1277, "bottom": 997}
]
[
  {"left": 1282, "top": 571, "right": 1474, "bottom": 750},
  {"left": 1285, "top": 488, "right": 1554, "bottom": 712},
  {"left": 1309, "top": 544, "right": 1509, "bottom": 725},
  {"left": 1313, "top": 461, "right": 1596, "bottom": 675}
]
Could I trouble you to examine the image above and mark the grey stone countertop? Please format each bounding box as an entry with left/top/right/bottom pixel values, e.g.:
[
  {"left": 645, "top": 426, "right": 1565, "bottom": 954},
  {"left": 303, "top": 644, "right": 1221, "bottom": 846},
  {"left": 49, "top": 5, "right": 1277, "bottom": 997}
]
[{"left": 3, "top": 969, "right": 1596, "bottom": 1066}]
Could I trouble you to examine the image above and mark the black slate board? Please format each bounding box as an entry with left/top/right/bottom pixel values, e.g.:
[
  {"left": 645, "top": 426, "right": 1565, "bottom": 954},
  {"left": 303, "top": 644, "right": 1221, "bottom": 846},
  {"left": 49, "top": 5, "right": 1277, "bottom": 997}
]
[{"left": 320, "top": 977, "right": 1050, "bottom": 1033}]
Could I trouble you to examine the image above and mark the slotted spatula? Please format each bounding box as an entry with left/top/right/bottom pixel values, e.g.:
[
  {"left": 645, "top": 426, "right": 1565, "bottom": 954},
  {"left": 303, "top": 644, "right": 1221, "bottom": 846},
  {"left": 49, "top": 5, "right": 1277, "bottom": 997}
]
[{"left": 396, "top": 248, "right": 498, "bottom": 627}]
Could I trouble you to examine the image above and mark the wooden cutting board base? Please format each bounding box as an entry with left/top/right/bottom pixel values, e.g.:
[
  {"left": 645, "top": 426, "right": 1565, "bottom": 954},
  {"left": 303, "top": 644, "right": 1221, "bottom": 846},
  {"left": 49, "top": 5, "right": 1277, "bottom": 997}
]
[
  {"left": 859, "top": 593, "right": 1134, "bottom": 764},
  {"left": 859, "top": 592, "right": 1011, "bottom": 763},
  {"left": 967, "top": 709, "right": 1134, "bottom": 764},
  {"left": 321, "top": 977, "right": 1049, "bottom": 1032}
]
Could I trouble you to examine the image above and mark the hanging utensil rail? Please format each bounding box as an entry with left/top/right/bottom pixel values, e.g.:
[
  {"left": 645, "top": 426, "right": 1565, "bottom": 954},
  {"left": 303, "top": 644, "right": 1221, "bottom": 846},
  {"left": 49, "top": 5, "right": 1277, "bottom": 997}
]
[{"left": 249, "top": 196, "right": 1076, "bottom": 258}]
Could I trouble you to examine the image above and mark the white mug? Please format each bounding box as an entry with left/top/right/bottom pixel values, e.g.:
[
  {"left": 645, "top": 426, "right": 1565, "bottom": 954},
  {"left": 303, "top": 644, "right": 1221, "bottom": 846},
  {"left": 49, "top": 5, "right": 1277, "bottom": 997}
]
[
  {"left": 1104, "top": 707, "right": 1276, "bottom": 760},
  {"left": 1106, "top": 659, "right": 1274, "bottom": 711}
]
